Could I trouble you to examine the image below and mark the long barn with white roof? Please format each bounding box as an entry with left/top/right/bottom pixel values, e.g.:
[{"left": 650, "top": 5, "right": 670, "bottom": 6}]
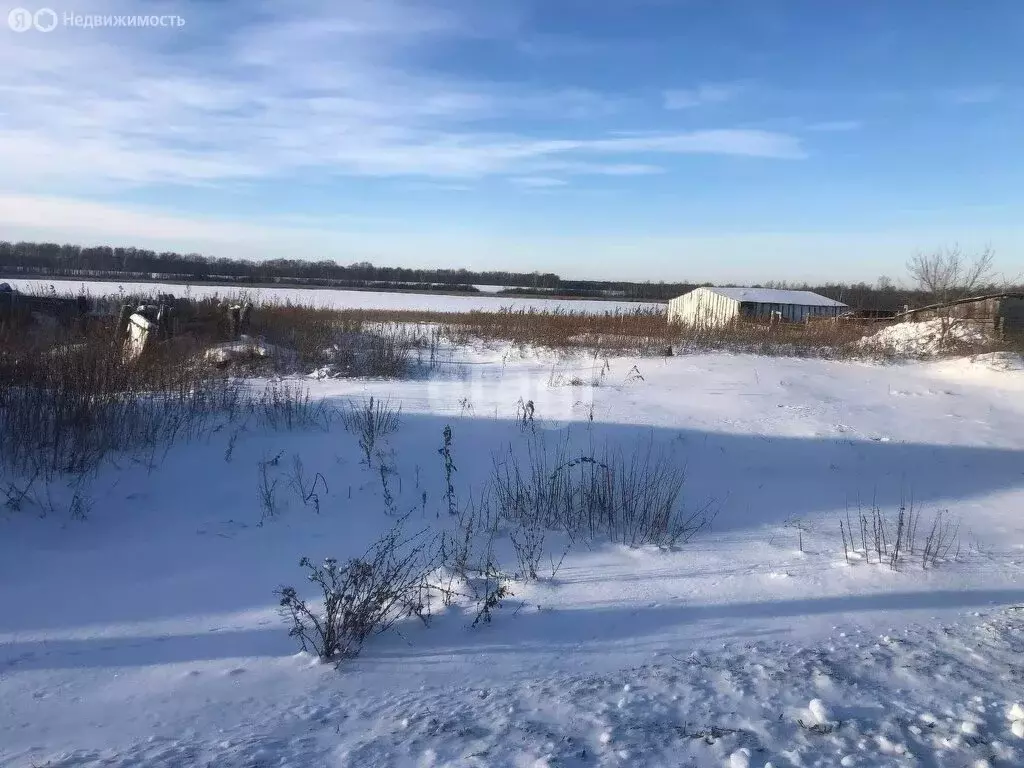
[{"left": 668, "top": 286, "right": 847, "bottom": 327}]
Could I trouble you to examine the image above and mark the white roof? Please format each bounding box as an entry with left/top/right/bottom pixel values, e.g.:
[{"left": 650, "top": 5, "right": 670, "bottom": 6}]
[{"left": 698, "top": 286, "right": 847, "bottom": 307}]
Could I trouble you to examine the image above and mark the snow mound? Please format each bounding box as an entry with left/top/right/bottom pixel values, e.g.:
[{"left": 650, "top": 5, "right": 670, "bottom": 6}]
[
  {"left": 1010, "top": 702, "right": 1024, "bottom": 739},
  {"left": 806, "top": 698, "right": 834, "bottom": 727},
  {"left": 860, "top": 318, "right": 991, "bottom": 356}
]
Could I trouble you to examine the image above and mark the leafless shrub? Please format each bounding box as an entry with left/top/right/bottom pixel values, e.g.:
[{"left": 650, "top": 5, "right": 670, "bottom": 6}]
[
  {"left": 623, "top": 364, "right": 644, "bottom": 384},
  {"left": 515, "top": 398, "right": 535, "bottom": 432},
  {"left": 509, "top": 524, "right": 569, "bottom": 582},
  {"left": 438, "top": 505, "right": 478, "bottom": 604},
  {"left": 2, "top": 469, "right": 40, "bottom": 512},
  {"left": 244, "top": 302, "right": 440, "bottom": 378},
  {"left": 256, "top": 380, "right": 330, "bottom": 431},
  {"left": 276, "top": 516, "right": 440, "bottom": 662},
  {"left": 784, "top": 516, "right": 809, "bottom": 553},
  {"left": 68, "top": 487, "right": 92, "bottom": 521},
  {"left": 223, "top": 424, "right": 243, "bottom": 463},
  {"left": 841, "top": 495, "right": 960, "bottom": 570},
  {"left": 509, "top": 515, "right": 546, "bottom": 581},
  {"left": 435, "top": 496, "right": 512, "bottom": 624},
  {"left": 491, "top": 431, "right": 714, "bottom": 549},
  {"left": 922, "top": 510, "right": 961, "bottom": 568},
  {"left": 599, "top": 440, "right": 714, "bottom": 547},
  {"left": 257, "top": 452, "right": 284, "bottom": 523},
  {"left": 471, "top": 560, "right": 512, "bottom": 627},
  {"left": 340, "top": 395, "right": 402, "bottom": 467},
  {"left": 288, "top": 454, "right": 328, "bottom": 514},
  {"left": 398, "top": 303, "right": 875, "bottom": 359},
  {"left": 378, "top": 456, "right": 397, "bottom": 515},
  {"left": 669, "top": 318, "right": 871, "bottom": 360},
  {"left": 438, "top": 424, "right": 457, "bottom": 516}
]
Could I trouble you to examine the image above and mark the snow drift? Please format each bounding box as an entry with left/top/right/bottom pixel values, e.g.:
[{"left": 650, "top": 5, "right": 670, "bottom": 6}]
[{"left": 860, "top": 318, "right": 992, "bottom": 356}]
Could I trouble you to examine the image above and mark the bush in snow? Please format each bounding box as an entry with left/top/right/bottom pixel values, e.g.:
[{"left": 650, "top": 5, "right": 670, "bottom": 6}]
[
  {"left": 840, "top": 498, "right": 960, "bottom": 570},
  {"left": 256, "top": 380, "right": 331, "bottom": 432},
  {"left": 438, "top": 424, "right": 457, "bottom": 517},
  {"left": 490, "top": 431, "right": 714, "bottom": 551},
  {"left": 433, "top": 496, "right": 514, "bottom": 624},
  {"left": 276, "top": 516, "right": 439, "bottom": 662},
  {"left": 340, "top": 395, "right": 401, "bottom": 467}
]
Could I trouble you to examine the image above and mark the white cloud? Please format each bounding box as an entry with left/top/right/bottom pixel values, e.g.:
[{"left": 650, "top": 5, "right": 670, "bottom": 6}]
[
  {"left": 939, "top": 85, "right": 1003, "bottom": 105},
  {"left": 805, "top": 120, "right": 863, "bottom": 132},
  {"left": 510, "top": 176, "right": 568, "bottom": 188},
  {"left": 579, "top": 130, "right": 804, "bottom": 158},
  {"left": 663, "top": 83, "right": 741, "bottom": 110},
  {"left": 0, "top": 194, "right": 363, "bottom": 243},
  {"left": 0, "top": 4, "right": 801, "bottom": 194},
  {"left": 545, "top": 162, "right": 666, "bottom": 176}
]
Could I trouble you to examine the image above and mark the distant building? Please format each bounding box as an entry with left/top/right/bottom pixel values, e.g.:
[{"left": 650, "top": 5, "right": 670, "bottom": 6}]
[{"left": 668, "top": 286, "right": 848, "bottom": 327}]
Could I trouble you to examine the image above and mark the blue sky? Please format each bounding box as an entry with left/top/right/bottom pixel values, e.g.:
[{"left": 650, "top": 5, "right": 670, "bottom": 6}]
[{"left": 1, "top": 0, "right": 1022, "bottom": 283}]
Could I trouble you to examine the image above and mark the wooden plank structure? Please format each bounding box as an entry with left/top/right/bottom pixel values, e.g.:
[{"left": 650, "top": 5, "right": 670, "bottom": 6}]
[
  {"left": 112, "top": 295, "right": 255, "bottom": 359},
  {"left": 113, "top": 293, "right": 181, "bottom": 359},
  {"left": 2, "top": 284, "right": 259, "bottom": 362},
  {"left": 892, "top": 292, "right": 1024, "bottom": 336},
  {"left": 0, "top": 282, "right": 91, "bottom": 335}
]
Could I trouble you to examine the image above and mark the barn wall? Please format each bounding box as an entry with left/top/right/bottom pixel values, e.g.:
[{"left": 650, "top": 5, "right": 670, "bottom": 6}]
[
  {"left": 668, "top": 288, "right": 739, "bottom": 327},
  {"left": 740, "top": 303, "right": 845, "bottom": 322}
]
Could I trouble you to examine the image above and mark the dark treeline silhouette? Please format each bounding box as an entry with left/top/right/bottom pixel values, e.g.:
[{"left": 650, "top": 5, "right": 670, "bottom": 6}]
[
  {"left": 0, "top": 239, "right": 960, "bottom": 309},
  {"left": 0, "top": 240, "right": 554, "bottom": 294}
]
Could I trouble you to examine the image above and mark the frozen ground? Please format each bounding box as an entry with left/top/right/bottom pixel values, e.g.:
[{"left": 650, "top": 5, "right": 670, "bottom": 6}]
[
  {"left": 2, "top": 347, "right": 1024, "bottom": 767},
  {"left": 2, "top": 278, "right": 664, "bottom": 314}
]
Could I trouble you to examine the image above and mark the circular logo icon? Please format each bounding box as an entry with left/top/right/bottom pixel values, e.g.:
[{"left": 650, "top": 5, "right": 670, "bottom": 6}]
[
  {"left": 7, "top": 7, "right": 33, "bottom": 31},
  {"left": 34, "top": 7, "right": 57, "bottom": 31}
]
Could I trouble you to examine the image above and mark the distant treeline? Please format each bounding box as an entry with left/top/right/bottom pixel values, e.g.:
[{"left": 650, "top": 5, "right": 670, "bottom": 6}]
[{"left": 0, "top": 239, "right": 992, "bottom": 309}]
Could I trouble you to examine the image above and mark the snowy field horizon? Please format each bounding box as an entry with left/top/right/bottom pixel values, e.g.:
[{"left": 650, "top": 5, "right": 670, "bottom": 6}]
[{"left": 2, "top": 277, "right": 667, "bottom": 315}]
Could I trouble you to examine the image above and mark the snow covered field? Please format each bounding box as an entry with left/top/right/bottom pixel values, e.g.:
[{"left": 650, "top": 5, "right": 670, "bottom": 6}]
[
  {"left": 2, "top": 278, "right": 664, "bottom": 314},
  {"left": 2, "top": 346, "right": 1024, "bottom": 767}
]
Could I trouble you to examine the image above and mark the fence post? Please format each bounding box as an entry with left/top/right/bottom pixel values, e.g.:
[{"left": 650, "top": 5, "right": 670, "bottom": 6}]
[
  {"left": 239, "top": 302, "right": 252, "bottom": 336},
  {"left": 114, "top": 304, "right": 132, "bottom": 346},
  {"left": 228, "top": 305, "right": 241, "bottom": 339}
]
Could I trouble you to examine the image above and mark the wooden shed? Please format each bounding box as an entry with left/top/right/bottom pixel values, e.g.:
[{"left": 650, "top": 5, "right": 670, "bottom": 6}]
[{"left": 668, "top": 287, "right": 848, "bottom": 328}]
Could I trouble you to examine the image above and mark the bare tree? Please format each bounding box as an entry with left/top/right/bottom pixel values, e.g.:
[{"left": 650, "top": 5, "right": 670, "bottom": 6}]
[
  {"left": 906, "top": 245, "right": 996, "bottom": 304},
  {"left": 906, "top": 245, "right": 996, "bottom": 345}
]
